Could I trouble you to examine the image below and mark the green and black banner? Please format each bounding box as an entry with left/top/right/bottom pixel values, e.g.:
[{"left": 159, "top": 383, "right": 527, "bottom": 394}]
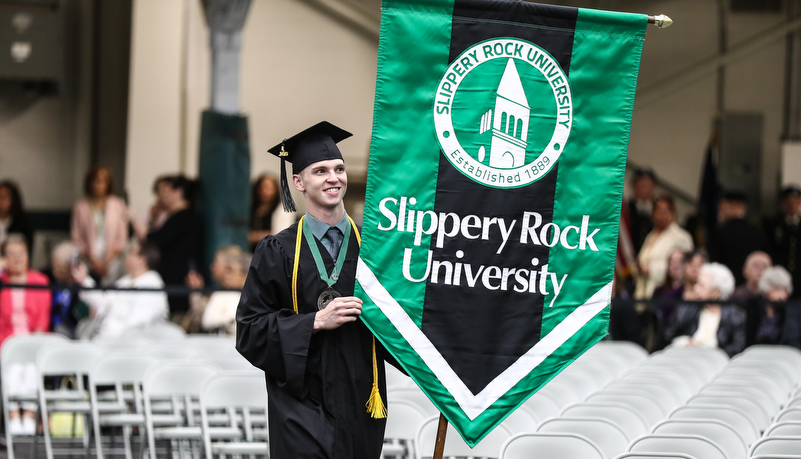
[{"left": 356, "top": 0, "right": 647, "bottom": 445}]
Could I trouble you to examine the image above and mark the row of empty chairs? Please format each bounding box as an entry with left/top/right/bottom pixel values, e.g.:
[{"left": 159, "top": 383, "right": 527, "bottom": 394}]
[
  {"left": 383, "top": 341, "right": 801, "bottom": 459},
  {"left": 1, "top": 325, "right": 268, "bottom": 459}
]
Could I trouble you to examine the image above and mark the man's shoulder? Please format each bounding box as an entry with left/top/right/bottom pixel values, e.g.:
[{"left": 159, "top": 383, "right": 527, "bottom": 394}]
[{"left": 253, "top": 222, "right": 301, "bottom": 260}]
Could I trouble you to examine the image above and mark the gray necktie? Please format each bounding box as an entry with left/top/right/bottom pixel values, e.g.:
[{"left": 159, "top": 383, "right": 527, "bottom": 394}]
[{"left": 323, "top": 227, "right": 342, "bottom": 258}]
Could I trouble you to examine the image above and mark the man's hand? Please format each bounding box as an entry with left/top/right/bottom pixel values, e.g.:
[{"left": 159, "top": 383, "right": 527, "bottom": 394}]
[{"left": 313, "top": 296, "right": 363, "bottom": 331}]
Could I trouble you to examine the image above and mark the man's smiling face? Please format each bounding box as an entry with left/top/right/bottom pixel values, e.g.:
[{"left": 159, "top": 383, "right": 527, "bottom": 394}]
[{"left": 293, "top": 159, "right": 348, "bottom": 213}]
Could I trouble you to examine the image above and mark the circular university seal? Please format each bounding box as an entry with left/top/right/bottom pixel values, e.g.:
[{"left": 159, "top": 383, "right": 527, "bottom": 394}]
[{"left": 433, "top": 38, "right": 573, "bottom": 189}]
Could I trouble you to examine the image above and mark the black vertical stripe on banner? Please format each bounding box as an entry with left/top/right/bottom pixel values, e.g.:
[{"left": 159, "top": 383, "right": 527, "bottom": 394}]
[{"left": 421, "top": 0, "right": 578, "bottom": 395}]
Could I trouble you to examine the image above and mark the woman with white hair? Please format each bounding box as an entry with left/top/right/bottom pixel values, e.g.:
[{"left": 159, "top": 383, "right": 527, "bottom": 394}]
[
  {"left": 754, "top": 266, "right": 792, "bottom": 344},
  {"left": 662, "top": 262, "right": 746, "bottom": 356}
]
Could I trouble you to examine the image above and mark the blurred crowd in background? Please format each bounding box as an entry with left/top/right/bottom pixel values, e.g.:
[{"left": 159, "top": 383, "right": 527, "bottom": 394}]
[
  {"left": 0, "top": 163, "right": 800, "bottom": 360},
  {"left": 611, "top": 167, "right": 801, "bottom": 356}
]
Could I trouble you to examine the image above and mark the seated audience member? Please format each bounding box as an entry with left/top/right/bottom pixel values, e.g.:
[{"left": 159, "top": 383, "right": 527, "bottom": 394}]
[
  {"left": 754, "top": 266, "right": 792, "bottom": 345},
  {"left": 0, "top": 181, "right": 33, "bottom": 257},
  {"left": 765, "top": 185, "right": 801, "bottom": 298},
  {"left": 730, "top": 251, "right": 773, "bottom": 300},
  {"left": 610, "top": 267, "right": 647, "bottom": 348},
  {"left": 43, "top": 241, "right": 90, "bottom": 338},
  {"left": 650, "top": 249, "right": 687, "bottom": 348},
  {"left": 0, "top": 234, "right": 51, "bottom": 435},
  {"left": 202, "top": 251, "right": 250, "bottom": 335},
  {"left": 71, "top": 165, "right": 129, "bottom": 285},
  {"left": 635, "top": 195, "right": 694, "bottom": 299},
  {"left": 681, "top": 249, "right": 708, "bottom": 301},
  {"left": 653, "top": 249, "right": 686, "bottom": 300},
  {"left": 183, "top": 245, "right": 245, "bottom": 333},
  {"left": 249, "top": 174, "right": 281, "bottom": 252},
  {"left": 663, "top": 262, "right": 745, "bottom": 357},
  {"left": 74, "top": 241, "right": 168, "bottom": 339},
  {"left": 709, "top": 192, "right": 769, "bottom": 285}
]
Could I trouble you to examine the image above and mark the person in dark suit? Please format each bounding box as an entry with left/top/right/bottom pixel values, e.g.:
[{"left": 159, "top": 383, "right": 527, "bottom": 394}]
[
  {"left": 628, "top": 167, "right": 656, "bottom": 255},
  {"left": 709, "top": 191, "right": 768, "bottom": 286},
  {"left": 765, "top": 185, "right": 801, "bottom": 298}
]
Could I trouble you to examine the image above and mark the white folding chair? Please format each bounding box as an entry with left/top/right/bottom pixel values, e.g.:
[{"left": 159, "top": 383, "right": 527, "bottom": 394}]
[
  {"left": 385, "top": 364, "right": 415, "bottom": 390},
  {"left": 36, "top": 342, "right": 104, "bottom": 459},
  {"left": 499, "top": 406, "right": 538, "bottom": 434},
  {"left": 602, "top": 382, "right": 680, "bottom": 413},
  {"left": 612, "top": 454, "right": 696, "bottom": 459},
  {"left": 566, "top": 358, "right": 617, "bottom": 386},
  {"left": 713, "top": 370, "right": 790, "bottom": 405},
  {"left": 535, "top": 381, "right": 581, "bottom": 409},
  {"left": 645, "top": 352, "right": 722, "bottom": 381},
  {"left": 199, "top": 371, "right": 268, "bottom": 459},
  {"left": 747, "top": 455, "right": 801, "bottom": 459},
  {"left": 626, "top": 434, "right": 726, "bottom": 459},
  {"left": 725, "top": 358, "right": 797, "bottom": 389},
  {"left": 775, "top": 407, "right": 801, "bottom": 423},
  {"left": 584, "top": 391, "right": 664, "bottom": 427},
  {"left": 382, "top": 398, "right": 428, "bottom": 459},
  {"left": 498, "top": 432, "right": 604, "bottom": 459},
  {"left": 580, "top": 347, "right": 636, "bottom": 377},
  {"left": 764, "top": 421, "right": 801, "bottom": 437},
  {"left": 560, "top": 402, "right": 648, "bottom": 440},
  {"left": 590, "top": 341, "right": 649, "bottom": 363},
  {"left": 650, "top": 419, "right": 746, "bottom": 459},
  {"left": 142, "top": 361, "right": 225, "bottom": 459},
  {"left": 668, "top": 404, "right": 759, "bottom": 447},
  {"left": 184, "top": 335, "right": 236, "bottom": 352},
  {"left": 549, "top": 370, "right": 600, "bottom": 400},
  {"left": 520, "top": 393, "right": 561, "bottom": 422},
  {"left": 414, "top": 415, "right": 511, "bottom": 459},
  {"left": 686, "top": 392, "right": 771, "bottom": 430},
  {"left": 1, "top": 333, "right": 68, "bottom": 459},
  {"left": 537, "top": 417, "right": 628, "bottom": 458},
  {"left": 390, "top": 387, "right": 438, "bottom": 416},
  {"left": 626, "top": 361, "right": 707, "bottom": 392},
  {"left": 120, "top": 322, "right": 186, "bottom": 340},
  {"left": 88, "top": 351, "right": 161, "bottom": 459},
  {"left": 656, "top": 346, "right": 729, "bottom": 371},
  {"left": 617, "top": 370, "right": 696, "bottom": 403},
  {"left": 204, "top": 353, "right": 257, "bottom": 371},
  {"left": 748, "top": 436, "right": 801, "bottom": 457},
  {"left": 699, "top": 382, "right": 780, "bottom": 418}
]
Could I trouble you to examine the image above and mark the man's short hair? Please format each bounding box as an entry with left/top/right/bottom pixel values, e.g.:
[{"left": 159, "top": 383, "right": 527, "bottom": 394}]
[
  {"left": 721, "top": 191, "right": 748, "bottom": 205},
  {"left": 0, "top": 233, "right": 28, "bottom": 257},
  {"left": 781, "top": 185, "right": 801, "bottom": 199},
  {"left": 632, "top": 166, "right": 656, "bottom": 183},
  {"left": 137, "top": 241, "right": 161, "bottom": 271},
  {"left": 759, "top": 266, "right": 793, "bottom": 296},
  {"left": 700, "top": 262, "right": 736, "bottom": 300}
]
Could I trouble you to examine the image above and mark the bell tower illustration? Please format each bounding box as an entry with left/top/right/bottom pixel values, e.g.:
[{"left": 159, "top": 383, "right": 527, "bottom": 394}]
[{"left": 478, "top": 58, "right": 530, "bottom": 168}]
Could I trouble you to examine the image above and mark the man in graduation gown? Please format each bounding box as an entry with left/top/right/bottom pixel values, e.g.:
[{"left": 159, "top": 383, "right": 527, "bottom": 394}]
[{"left": 236, "top": 121, "right": 390, "bottom": 458}]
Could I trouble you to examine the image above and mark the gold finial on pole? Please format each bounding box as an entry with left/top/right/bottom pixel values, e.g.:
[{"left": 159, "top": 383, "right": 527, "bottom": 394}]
[{"left": 648, "top": 14, "right": 673, "bottom": 29}]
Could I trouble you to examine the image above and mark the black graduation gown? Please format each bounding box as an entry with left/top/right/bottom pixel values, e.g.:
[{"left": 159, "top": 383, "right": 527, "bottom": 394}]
[{"left": 236, "top": 221, "right": 388, "bottom": 459}]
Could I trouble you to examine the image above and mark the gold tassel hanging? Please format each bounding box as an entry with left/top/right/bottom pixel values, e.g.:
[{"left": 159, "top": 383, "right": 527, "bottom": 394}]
[{"left": 365, "top": 337, "right": 386, "bottom": 419}]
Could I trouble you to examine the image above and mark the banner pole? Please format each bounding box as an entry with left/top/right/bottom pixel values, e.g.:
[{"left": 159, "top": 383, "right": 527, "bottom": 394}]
[
  {"left": 432, "top": 413, "right": 448, "bottom": 459},
  {"left": 647, "top": 14, "right": 673, "bottom": 28}
]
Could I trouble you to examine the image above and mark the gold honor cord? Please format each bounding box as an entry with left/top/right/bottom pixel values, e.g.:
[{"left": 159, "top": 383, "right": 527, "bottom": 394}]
[{"left": 290, "top": 215, "right": 385, "bottom": 418}]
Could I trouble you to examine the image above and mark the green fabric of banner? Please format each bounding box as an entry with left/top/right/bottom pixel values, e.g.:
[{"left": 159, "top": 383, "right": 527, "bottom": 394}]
[{"left": 357, "top": 0, "right": 646, "bottom": 446}]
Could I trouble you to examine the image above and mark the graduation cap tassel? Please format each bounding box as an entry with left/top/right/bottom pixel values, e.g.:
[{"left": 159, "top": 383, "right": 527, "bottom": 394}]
[
  {"left": 366, "top": 338, "right": 387, "bottom": 418},
  {"left": 279, "top": 155, "right": 297, "bottom": 213}
]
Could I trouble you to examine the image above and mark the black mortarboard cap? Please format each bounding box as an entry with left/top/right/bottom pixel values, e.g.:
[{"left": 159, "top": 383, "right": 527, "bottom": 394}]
[{"left": 267, "top": 121, "right": 353, "bottom": 212}]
